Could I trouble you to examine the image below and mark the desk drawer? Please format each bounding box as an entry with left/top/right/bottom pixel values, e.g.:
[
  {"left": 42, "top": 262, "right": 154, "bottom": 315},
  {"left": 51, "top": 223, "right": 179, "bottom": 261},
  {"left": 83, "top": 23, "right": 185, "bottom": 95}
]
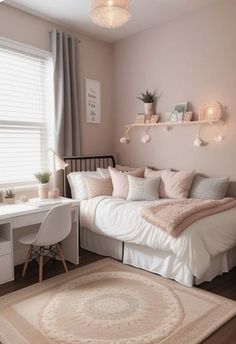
[
  {"left": 12, "top": 212, "right": 46, "bottom": 229},
  {"left": 0, "top": 254, "right": 13, "bottom": 284},
  {"left": 0, "top": 239, "right": 11, "bottom": 256}
]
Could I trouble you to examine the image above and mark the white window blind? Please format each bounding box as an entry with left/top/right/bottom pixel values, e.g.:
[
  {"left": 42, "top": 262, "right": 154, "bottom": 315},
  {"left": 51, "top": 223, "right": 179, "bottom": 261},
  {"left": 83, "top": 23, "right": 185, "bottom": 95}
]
[{"left": 0, "top": 38, "right": 54, "bottom": 188}]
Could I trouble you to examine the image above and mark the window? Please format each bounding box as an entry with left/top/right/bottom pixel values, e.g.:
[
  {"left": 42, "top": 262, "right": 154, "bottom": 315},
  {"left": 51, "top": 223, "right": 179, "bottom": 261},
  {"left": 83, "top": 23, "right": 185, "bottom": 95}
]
[{"left": 0, "top": 38, "right": 54, "bottom": 188}]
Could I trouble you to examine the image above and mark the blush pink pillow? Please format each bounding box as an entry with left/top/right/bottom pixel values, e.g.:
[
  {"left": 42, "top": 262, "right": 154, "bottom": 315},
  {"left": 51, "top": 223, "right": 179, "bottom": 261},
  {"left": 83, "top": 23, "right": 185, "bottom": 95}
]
[
  {"left": 160, "top": 170, "right": 195, "bottom": 199},
  {"left": 109, "top": 167, "right": 145, "bottom": 199}
]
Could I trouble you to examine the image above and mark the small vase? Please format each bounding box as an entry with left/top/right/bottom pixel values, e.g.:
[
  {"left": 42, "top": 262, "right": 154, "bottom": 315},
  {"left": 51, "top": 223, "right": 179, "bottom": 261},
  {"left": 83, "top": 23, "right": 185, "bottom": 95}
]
[
  {"left": 38, "top": 183, "right": 49, "bottom": 199},
  {"left": 144, "top": 103, "right": 153, "bottom": 115},
  {"left": 4, "top": 198, "right": 15, "bottom": 205}
]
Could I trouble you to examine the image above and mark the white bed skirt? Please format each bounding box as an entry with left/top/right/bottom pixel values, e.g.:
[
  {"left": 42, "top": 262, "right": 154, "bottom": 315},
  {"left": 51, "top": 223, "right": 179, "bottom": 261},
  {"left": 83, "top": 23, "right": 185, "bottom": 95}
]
[
  {"left": 80, "top": 227, "right": 236, "bottom": 286},
  {"left": 80, "top": 227, "right": 123, "bottom": 260},
  {"left": 123, "top": 243, "right": 194, "bottom": 286}
]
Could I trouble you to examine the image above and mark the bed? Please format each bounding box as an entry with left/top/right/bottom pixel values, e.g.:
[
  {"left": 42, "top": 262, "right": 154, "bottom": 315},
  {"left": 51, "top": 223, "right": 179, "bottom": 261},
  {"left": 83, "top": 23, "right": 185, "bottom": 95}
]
[{"left": 64, "top": 155, "right": 236, "bottom": 287}]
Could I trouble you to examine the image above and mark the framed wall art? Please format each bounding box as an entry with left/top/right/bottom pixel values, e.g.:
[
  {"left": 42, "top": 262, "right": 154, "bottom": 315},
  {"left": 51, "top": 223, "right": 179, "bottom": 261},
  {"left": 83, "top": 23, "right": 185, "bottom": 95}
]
[{"left": 85, "top": 78, "right": 101, "bottom": 124}]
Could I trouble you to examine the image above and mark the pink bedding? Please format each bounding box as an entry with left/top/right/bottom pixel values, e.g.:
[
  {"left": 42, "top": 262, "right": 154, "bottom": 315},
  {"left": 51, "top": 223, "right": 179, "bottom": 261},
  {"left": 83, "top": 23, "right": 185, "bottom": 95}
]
[{"left": 141, "top": 198, "right": 236, "bottom": 237}]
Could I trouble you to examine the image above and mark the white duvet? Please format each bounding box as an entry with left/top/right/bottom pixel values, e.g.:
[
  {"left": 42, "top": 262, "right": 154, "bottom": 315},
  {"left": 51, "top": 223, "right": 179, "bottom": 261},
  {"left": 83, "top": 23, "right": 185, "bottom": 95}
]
[{"left": 80, "top": 196, "right": 236, "bottom": 278}]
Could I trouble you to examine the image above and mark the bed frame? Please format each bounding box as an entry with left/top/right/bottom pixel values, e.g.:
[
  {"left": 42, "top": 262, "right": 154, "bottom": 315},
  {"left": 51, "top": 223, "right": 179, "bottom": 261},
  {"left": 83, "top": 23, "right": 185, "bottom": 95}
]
[{"left": 64, "top": 154, "right": 236, "bottom": 286}]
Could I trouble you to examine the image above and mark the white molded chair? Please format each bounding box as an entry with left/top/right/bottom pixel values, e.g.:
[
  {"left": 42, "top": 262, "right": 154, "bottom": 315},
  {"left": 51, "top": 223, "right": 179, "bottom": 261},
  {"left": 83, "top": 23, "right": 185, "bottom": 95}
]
[{"left": 19, "top": 204, "right": 72, "bottom": 282}]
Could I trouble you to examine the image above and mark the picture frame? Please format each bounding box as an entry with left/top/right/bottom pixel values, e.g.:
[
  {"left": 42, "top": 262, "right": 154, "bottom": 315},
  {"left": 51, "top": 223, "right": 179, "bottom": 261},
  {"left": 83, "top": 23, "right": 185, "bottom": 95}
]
[
  {"left": 85, "top": 79, "right": 101, "bottom": 124},
  {"left": 172, "top": 101, "right": 188, "bottom": 114}
]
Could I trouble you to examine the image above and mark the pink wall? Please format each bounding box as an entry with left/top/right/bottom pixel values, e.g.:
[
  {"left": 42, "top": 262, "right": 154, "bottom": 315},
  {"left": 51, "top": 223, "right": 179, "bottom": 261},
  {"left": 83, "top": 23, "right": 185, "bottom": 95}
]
[
  {"left": 0, "top": 4, "right": 113, "bottom": 157},
  {"left": 1, "top": 1, "right": 236, "bottom": 194},
  {"left": 112, "top": 0, "right": 236, "bottom": 192}
]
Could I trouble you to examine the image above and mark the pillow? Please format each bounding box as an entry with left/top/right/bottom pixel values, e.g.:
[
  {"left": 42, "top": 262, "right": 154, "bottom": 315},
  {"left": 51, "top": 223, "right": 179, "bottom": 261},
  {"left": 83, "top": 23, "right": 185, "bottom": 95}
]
[
  {"left": 144, "top": 167, "right": 169, "bottom": 179},
  {"left": 190, "top": 175, "right": 230, "bottom": 200},
  {"left": 116, "top": 164, "right": 142, "bottom": 172},
  {"left": 97, "top": 168, "right": 111, "bottom": 178},
  {"left": 127, "top": 175, "right": 161, "bottom": 201},
  {"left": 145, "top": 168, "right": 171, "bottom": 197},
  {"left": 85, "top": 177, "right": 113, "bottom": 199},
  {"left": 109, "top": 167, "right": 145, "bottom": 199},
  {"left": 97, "top": 166, "right": 138, "bottom": 177},
  {"left": 67, "top": 171, "right": 100, "bottom": 200},
  {"left": 160, "top": 170, "right": 195, "bottom": 199}
]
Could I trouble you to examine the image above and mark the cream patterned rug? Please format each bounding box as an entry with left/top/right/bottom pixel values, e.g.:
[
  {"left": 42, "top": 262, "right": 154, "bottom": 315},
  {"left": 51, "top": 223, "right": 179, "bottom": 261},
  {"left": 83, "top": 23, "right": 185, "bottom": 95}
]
[{"left": 0, "top": 259, "right": 235, "bottom": 344}]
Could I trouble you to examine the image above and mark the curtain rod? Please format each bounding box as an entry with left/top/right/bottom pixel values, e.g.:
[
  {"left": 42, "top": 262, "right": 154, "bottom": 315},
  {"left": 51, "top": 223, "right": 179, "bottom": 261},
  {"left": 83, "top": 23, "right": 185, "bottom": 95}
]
[{"left": 49, "top": 30, "right": 81, "bottom": 43}]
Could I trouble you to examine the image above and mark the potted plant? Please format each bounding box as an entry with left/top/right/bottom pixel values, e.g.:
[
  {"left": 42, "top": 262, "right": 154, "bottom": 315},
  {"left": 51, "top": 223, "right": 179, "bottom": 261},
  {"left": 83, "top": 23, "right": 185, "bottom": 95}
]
[
  {"left": 4, "top": 189, "right": 15, "bottom": 204},
  {"left": 137, "top": 90, "right": 158, "bottom": 116},
  {"left": 35, "top": 171, "right": 52, "bottom": 199}
]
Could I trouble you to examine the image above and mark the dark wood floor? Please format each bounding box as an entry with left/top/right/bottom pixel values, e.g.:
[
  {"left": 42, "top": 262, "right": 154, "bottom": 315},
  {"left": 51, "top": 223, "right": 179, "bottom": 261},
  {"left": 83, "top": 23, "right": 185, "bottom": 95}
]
[{"left": 0, "top": 249, "right": 235, "bottom": 344}]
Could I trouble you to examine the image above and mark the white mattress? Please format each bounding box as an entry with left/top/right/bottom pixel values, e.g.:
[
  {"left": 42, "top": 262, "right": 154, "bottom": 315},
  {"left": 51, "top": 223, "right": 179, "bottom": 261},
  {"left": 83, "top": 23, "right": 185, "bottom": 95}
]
[{"left": 80, "top": 196, "right": 236, "bottom": 279}]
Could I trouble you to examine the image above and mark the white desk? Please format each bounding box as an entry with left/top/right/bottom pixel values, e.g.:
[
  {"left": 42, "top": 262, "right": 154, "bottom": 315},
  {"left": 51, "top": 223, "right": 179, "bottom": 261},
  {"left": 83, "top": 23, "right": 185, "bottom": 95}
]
[{"left": 0, "top": 198, "right": 79, "bottom": 285}]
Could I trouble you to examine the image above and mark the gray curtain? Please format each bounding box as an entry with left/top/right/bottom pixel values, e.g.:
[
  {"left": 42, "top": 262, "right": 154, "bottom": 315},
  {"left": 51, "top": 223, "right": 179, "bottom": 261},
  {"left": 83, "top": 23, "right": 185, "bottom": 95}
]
[{"left": 51, "top": 29, "right": 81, "bottom": 157}]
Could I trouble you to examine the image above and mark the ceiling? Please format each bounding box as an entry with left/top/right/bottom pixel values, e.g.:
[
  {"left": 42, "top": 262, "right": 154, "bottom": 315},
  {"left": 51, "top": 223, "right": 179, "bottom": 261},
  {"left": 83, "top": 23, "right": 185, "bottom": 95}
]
[{"left": 5, "top": 0, "right": 220, "bottom": 43}]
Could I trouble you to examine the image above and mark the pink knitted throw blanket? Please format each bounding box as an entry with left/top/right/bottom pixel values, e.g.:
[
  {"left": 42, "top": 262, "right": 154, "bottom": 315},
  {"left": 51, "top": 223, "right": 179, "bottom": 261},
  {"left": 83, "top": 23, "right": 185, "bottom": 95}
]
[{"left": 141, "top": 198, "right": 236, "bottom": 238}]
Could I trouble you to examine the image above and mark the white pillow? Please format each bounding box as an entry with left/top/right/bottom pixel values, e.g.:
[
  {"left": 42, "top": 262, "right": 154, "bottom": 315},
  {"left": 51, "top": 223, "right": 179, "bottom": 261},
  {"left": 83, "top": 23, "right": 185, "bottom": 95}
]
[
  {"left": 127, "top": 175, "right": 161, "bottom": 201},
  {"left": 97, "top": 168, "right": 111, "bottom": 178},
  {"left": 67, "top": 171, "right": 100, "bottom": 200}
]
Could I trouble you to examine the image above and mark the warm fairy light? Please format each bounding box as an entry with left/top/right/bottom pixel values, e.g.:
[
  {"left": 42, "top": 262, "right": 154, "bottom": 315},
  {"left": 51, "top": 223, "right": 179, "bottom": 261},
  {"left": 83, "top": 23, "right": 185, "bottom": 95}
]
[{"left": 207, "top": 107, "right": 214, "bottom": 116}]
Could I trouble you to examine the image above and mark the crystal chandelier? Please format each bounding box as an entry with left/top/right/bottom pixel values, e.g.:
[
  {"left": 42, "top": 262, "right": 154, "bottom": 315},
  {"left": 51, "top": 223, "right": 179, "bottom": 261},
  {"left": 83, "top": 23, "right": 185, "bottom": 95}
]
[{"left": 90, "top": 0, "right": 131, "bottom": 29}]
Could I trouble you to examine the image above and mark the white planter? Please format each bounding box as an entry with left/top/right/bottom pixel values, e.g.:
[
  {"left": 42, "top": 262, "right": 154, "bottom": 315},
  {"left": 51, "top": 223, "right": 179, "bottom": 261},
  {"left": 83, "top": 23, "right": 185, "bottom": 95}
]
[
  {"left": 38, "top": 183, "right": 49, "bottom": 199},
  {"left": 144, "top": 103, "right": 153, "bottom": 115},
  {"left": 4, "top": 198, "right": 15, "bottom": 205}
]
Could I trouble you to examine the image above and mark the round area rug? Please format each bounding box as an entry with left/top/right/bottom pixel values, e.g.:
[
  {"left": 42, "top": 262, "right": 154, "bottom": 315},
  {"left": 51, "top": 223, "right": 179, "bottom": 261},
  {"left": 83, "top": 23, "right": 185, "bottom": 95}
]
[{"left": 39, "top": 271, "right": 184, "bottom": 344}]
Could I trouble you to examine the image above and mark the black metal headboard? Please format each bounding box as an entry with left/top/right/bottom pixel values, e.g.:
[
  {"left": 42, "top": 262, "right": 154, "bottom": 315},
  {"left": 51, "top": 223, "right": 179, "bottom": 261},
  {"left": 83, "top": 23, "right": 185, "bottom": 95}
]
[{"left": 64, "top": 155, "right": 116, "bottom": 198}]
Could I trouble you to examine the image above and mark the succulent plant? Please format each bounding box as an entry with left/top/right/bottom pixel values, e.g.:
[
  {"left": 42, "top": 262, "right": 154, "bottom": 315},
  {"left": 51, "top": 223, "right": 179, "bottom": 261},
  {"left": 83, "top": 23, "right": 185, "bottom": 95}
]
[
  {"left": 137, "top": 90, "right": 158, "bottom": 103},
  {"left": 4, "top": 189, "right": 15, "bottom": 198},
  {"left": 34, "top": 171, "right": 52, "bottom": 184}
]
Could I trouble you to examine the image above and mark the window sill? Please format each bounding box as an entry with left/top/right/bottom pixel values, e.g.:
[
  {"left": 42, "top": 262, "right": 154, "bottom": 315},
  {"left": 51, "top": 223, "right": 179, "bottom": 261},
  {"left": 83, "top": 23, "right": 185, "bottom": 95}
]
[{"left": 14, "top": 184, "right": 38, "bottom": 192}]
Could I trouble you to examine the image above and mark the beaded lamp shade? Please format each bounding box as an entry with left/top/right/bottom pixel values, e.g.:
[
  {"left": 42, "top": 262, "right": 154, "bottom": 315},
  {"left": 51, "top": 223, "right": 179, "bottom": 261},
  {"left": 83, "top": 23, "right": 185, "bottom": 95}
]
[{"left": 90, "top": 0, "right": 131, "bottom": 28}]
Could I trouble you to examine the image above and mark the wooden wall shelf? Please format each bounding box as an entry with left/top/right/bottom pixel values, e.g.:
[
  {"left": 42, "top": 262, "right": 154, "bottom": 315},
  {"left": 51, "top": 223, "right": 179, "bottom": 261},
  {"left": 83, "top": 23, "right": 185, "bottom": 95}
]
[{"left": 125, "top": 119, "right": 220, "bottom": 129}]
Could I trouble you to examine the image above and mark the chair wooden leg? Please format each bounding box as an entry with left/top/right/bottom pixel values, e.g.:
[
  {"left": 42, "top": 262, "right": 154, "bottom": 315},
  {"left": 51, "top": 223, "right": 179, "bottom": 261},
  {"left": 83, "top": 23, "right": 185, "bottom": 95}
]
[
  {"left": 39, "top": 251, "right": 44, "bottom": 283},
  {"left": 56, "top": 243, "right": 68, "bottom": 273},
  {"left": 22, "top": 246, "right": 32, "bottom": 277}
]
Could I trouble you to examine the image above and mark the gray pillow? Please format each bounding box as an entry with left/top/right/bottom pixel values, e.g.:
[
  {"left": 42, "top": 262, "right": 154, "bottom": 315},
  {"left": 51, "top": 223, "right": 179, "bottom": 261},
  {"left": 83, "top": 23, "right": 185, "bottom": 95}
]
[
  {"left": 127, "top": 175, "right": 161, "bottom": 201},
  {"left": 190, "top": 175, "right": 229, "bottom": 200}
]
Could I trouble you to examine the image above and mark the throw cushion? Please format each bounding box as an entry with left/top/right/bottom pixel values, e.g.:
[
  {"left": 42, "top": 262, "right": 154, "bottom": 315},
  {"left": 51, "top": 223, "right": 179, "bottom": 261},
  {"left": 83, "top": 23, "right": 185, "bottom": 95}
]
[
  {"left": 127, "top": 175, "right": 161, "bottom": 201},
  {"left": 85, "top": 177, "right": 113, "bottom": 199},
  {"left": 67, "top": 171, "right": 100, "bottom": 200},
  {"left": 109, "top": 167, "right": 145, "bottom": 199},
  {"left": 190, "top": 175, "right": 230, "bottom": 199},
  {"left": 160, "top": 170, "right": 195, "bottom": 199}
]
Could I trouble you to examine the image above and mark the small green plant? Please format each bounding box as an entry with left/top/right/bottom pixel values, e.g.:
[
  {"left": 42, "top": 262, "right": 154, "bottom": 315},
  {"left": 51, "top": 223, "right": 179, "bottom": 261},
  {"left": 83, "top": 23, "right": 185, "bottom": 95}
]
[
  {"left": 137, "top": 90, "right": 158, "bottom": 103},
  {"left": 34, "top": 171, "right": 52, "bottom": 184},
  {"left": 4, "top": 189, "right": 15, "bottom": 198}
]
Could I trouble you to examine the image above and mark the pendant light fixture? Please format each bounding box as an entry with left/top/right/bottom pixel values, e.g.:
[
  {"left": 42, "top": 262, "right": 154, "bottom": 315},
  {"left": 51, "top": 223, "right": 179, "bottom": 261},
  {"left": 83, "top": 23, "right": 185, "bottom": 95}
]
[{"left": 90, "top": 0, "right": 131, "bottom": 29}]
